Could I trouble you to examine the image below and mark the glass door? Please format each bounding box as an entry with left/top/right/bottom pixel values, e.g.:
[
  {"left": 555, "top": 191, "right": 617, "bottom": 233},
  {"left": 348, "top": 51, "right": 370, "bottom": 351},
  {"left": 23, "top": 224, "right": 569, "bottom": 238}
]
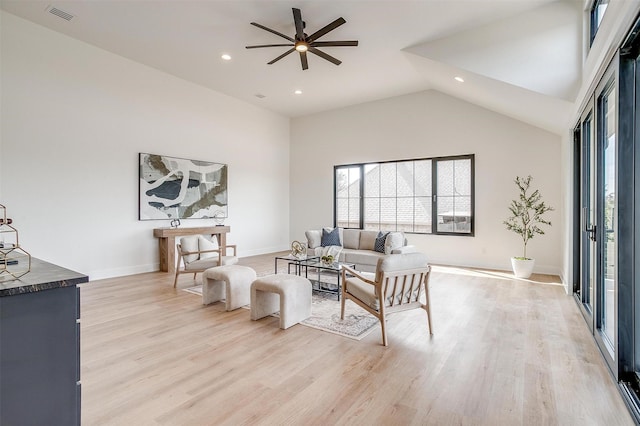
[
  {"left": 595, "top": 73, "right": 617, "bottom": 366},
  {"left": 576, "top": 107, "right": 595, "bottom": 326}
]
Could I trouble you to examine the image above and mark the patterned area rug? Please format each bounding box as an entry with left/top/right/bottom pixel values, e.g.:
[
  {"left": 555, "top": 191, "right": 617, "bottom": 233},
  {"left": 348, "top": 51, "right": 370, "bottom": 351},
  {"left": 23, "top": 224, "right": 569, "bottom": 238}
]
[{"left": 183, "top": 285, "right": 379, "bottom": 340}]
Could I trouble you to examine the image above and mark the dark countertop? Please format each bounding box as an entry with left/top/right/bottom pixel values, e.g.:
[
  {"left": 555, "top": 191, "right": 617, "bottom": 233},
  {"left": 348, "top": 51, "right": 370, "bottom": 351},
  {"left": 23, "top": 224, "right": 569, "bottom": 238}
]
[{"left": 0, "top": 258, "right": 88, "bottom": 297}]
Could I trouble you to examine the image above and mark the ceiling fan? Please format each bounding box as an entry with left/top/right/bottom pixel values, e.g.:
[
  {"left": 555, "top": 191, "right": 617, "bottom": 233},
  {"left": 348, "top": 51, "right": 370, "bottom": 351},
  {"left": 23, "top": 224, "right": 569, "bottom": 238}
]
[{"left": 245, "top": 8, "right": 358, "bottom": 70}]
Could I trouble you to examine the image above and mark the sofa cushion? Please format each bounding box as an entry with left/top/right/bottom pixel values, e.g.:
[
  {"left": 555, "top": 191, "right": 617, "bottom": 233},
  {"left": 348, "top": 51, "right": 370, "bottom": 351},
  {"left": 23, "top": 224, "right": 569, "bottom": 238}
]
[
  {"left": 342, "top": 229, "right": 360, "bottom": 249},
  {"left": 384, "top": 231, "right": 404, "bottom": 254},
  {"left": 359, "top": 230, "right": 378, "bottom": 250},
  {"left": 305, "top": 230, "right": 322, "bottom": 249},
  {"left": 344, "top": 277, "right": 379, "bottom": 310},
  {"left": 374, "top": 232, "right": 388, "bottom": 253},
  {"left": 321, "top": 227, "right": 342, "bottom": 247}
]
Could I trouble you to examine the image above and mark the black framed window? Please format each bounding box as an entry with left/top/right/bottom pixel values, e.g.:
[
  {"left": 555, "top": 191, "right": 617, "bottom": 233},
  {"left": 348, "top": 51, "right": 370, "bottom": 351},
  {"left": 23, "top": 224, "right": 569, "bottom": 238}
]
[
  {"left": 334, "top": 154, "right": 474, "bottom": 235},
  {"left": 590, "top": 0, "right": 609, "bottom": 46}
]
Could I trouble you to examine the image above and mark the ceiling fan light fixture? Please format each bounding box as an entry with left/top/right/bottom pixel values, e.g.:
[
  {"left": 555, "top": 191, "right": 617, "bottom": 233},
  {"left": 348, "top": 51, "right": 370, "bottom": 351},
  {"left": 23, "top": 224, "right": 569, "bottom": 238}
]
[{"left": 295, "top": 41, "right": 308, "bottom": 52}]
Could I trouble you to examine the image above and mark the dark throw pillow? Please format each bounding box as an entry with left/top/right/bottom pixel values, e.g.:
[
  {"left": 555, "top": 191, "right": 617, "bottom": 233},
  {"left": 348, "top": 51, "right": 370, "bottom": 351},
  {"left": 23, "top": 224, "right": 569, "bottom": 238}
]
[
  {"left": 321, "top": 227, "right": 341, "bottom": 247},
  {"left": 374, "top": 232, "right": 389, "bottom": 253}
]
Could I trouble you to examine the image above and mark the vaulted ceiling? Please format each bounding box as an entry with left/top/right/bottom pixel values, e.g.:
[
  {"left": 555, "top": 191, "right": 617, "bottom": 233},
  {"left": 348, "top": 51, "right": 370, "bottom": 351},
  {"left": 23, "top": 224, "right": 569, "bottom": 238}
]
[{"left": 0, "top": 0, "right": 582, "bottom": 134}]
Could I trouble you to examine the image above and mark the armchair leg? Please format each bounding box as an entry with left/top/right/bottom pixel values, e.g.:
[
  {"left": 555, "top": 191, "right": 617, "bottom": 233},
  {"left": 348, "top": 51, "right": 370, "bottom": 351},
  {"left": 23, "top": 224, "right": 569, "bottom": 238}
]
[
  {"left": 174, "top": 253, "right": 183, "bottom": 288},
  {"left": 379, "top": 305, "right": 388, "bottom": 346},
  {"left": 340, "top": 290, "right": 346, "bottom": 320},
  {"left": 424, "top": 282, "right": 433, "bottom": 335},
  {"left": 380, "top": 316, "right": 388, "bottom": 346}
]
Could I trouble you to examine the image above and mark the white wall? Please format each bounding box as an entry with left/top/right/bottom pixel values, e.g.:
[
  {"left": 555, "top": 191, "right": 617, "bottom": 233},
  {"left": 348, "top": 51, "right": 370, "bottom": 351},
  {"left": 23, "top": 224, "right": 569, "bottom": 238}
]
[
  {"left": 0, "top": 12, "right": 291, "bottom": 280},
  {"left": 291, "top": 90, "right": 562, "bottom": 275}
]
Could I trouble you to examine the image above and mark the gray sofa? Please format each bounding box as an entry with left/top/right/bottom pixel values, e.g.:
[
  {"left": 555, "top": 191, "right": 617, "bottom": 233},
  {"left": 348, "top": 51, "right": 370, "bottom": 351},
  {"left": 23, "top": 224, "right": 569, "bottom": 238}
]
[{"left": 305, "top": 228, "right": 416, "bottom": 272}]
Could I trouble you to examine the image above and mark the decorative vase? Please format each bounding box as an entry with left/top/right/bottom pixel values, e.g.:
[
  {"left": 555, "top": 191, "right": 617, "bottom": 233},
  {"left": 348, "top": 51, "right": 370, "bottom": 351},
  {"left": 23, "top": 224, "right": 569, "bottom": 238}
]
[{"left": 511, "top": 257, "right": 535, "bottom": 278}]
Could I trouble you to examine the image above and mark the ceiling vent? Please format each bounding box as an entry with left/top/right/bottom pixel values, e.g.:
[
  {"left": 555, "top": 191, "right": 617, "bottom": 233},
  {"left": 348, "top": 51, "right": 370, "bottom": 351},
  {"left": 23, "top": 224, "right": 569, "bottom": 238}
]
[
  {"left": 254, "top": 94, "right": 266, "bottom": 99},
  {"left": 46, "top": 5, "right": 75, "bottom": 21}
]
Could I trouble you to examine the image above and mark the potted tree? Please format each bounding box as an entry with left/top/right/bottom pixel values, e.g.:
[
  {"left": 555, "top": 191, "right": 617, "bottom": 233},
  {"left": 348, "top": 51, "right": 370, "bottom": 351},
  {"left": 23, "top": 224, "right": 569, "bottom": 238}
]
[{"left": 504, "top": 175, "right": 554, "bottom": 278}]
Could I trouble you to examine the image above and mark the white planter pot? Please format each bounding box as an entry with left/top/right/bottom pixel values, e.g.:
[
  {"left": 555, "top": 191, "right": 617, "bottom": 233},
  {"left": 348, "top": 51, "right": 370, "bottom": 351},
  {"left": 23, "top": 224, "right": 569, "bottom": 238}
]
[{"left": 511, "top": 257, "right": 535, "bottom": 278}]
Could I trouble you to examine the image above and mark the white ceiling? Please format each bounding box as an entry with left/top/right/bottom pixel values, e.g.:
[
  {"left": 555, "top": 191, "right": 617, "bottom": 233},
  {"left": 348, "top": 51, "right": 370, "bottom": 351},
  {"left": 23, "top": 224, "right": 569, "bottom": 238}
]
[{"left": 0, "top": 0, "right": 582, "bottom": 134}]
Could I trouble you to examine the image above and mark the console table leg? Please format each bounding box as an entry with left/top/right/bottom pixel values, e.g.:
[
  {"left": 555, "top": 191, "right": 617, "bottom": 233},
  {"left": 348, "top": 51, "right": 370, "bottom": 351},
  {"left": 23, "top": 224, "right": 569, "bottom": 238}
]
[{"left": 158, "top": 237, "right": 176, "bottom": 273}]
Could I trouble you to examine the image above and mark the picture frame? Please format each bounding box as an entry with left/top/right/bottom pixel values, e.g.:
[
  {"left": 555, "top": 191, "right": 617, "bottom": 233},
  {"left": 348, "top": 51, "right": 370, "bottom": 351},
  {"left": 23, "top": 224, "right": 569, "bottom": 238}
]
[{"left": 139, "top": 153, "right": 228, "bottom": 220}]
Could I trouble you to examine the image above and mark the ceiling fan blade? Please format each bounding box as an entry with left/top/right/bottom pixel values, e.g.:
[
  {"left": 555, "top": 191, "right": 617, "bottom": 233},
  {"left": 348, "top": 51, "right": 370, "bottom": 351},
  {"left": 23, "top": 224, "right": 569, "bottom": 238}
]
[
  {"left": 267, "top": 48, "right": 296, "bottom": 65},
  {"left": 311, "top": 41, "right": 359, "bottom": 47},
  {"left": 246, "top": 44, "right": 294, "bottom": 49},
  {"left": 250, "top": 22, "right": 295, "bottom": 42},
  {"left": 300, "top": 51, "right": 309, "bottom": 70},
  {"left": 293, "top": 8, "right": 305, "bottom": 40},
  {"left": 308, "top": 46, "right": 341, "bottom": 66},
  {"left": 307, "top": 17, "right": 346, "bottom": 42}
]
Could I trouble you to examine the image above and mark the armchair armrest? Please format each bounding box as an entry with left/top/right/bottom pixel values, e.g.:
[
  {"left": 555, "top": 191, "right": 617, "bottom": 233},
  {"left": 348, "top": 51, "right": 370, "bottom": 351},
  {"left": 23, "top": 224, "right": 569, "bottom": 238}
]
[
  {"left": 221, "top": 244, "right": 237, "bottom": 256},
  {"left": 341, "top": 265, "right": 376, "bottom": 286}
]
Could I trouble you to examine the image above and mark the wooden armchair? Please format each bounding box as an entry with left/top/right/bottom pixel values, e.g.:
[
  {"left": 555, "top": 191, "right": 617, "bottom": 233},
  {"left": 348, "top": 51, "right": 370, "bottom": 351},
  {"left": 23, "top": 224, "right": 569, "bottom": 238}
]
[
  {"left": 173, "top": 235, "right": 238, "bottom": 288},
  {"left": 340, "top": 252, "right": 432, "bottom": 346}
]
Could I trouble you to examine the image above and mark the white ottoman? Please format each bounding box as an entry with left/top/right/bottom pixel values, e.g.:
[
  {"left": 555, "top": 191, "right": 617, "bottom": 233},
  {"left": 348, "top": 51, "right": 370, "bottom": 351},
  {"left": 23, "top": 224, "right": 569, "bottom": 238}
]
[
  {"left": 203, "top": 265, "right": 257, "bottom": 311},
  {"left": 250, "top": 274, "right": 312, "bottom": 329}
]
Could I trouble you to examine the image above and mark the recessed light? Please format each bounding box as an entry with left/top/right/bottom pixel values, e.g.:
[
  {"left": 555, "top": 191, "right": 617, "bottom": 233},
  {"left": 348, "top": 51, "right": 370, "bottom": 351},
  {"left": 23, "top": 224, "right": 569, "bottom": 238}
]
[
  {"left": 294, "top": 90, "right": 302, "bottom": 95},
  {"left": 454, "top": 76, "right": 464, "bottom": 83},
  {"left": 221, "top": 54, "right": 231, "bottom": 61}
]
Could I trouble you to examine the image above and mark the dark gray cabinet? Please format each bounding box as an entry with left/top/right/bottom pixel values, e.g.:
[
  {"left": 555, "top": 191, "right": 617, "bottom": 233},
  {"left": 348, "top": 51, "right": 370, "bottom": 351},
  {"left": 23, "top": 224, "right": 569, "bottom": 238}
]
[{"left": 0, "top": 259, "right": 88, "bottom": 425}]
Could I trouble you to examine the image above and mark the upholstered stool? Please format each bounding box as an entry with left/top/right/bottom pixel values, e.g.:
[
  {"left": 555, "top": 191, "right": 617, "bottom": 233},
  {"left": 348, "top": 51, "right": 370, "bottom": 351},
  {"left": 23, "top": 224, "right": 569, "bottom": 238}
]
[
  {"left": 203, "top": 265, "right": 257, "bottom": 311},
  {"left": 250, "top": 274, "right": 312, "bottom": 329}
]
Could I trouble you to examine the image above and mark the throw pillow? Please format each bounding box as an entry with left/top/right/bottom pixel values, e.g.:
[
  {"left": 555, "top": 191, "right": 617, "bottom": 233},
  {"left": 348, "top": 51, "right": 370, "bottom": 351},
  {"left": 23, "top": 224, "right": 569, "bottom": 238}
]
[
  {"left": 321, "top": 227, "right": 341, "bottom": 247},
  {"left": 180, "top": 236, "right": 200, "bottom": 263},
  {"left": 198, "top": 235, "right": 219, "bottom": 259},
  {"left": 305, "top": 230, "right": 322, "bottom": 249},
  {"left": 374, "top": 232, "right": 389, "bottom": 253},
  {"left": 384, "top": 231, "right": 404, "bottom": 254}
]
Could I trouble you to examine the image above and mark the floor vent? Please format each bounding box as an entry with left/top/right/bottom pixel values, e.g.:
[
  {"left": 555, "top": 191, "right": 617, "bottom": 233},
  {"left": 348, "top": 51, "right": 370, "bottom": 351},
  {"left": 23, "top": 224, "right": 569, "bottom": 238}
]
[{"left": 47, "top": 6, "right": 74, "bottom": 21}]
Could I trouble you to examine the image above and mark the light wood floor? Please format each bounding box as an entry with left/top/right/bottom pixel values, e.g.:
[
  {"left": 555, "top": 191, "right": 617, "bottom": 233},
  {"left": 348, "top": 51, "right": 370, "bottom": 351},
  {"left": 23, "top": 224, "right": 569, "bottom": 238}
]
[{"left": 80, "top": 252, "right": 633, "bottom": 425}]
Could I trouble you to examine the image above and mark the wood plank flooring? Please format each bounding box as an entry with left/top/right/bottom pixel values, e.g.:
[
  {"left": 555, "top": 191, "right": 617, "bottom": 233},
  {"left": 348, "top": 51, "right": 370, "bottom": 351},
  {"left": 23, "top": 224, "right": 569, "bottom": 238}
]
[{"left": 80, "top": 252, "right": 633, "bottom": 425}]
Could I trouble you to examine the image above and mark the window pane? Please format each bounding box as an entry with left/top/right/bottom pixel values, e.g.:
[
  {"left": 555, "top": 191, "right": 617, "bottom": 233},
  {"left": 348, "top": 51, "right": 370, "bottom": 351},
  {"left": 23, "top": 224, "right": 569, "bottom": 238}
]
[
  {"left": 380, "top": 197, "right": 396, "bottom": 231},
  {"left": 380, "top": 163, "right": 396, "bottom": 197},
  {"left": 437, "top": 196, "right": 454, "bottom": 233},
  {"left": 397, "top": 162, "right": 413, "bottom": 197},
  {"left": 364, "top": 198, "right": 380, "bottom": 230},
  {"left": 415, "top": 196, "right": 432, "bottom": 233},
  {"left": 397, "top": 197, "right": 414, "bottom": 232},
  {"left": 348, "top": 198, "right": 360, "bottom": 228},
  {"left": 336, "top": 168, "right": 349, "bottom": 198},
  {"left": 336, "top": 198, "right": 349, "bottom": 228},
  {"left": 455, "top": 159, "right": 471, "bottom": 195},
  {"left": 437, "top": 161, "right": 454, "bottom": 196},
  {"left": 364, "top": 164, "right": 379, "bottom": 197},
  {"left": 415, "top": 160, "right": 432, "bottom": 196}
]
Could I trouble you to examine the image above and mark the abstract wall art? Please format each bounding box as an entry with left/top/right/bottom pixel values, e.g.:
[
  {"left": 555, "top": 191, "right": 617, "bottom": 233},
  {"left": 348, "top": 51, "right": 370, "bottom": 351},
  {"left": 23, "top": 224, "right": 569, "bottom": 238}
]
[{"left": 139, "top": 153, "right": 228, "bottom": 220}]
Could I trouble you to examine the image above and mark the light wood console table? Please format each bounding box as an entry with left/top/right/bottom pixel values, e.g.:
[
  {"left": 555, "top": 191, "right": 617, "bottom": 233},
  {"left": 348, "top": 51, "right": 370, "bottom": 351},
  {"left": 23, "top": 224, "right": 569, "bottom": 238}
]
[{"left": 153, "top": 226, "right": 230, "bottom": 273}]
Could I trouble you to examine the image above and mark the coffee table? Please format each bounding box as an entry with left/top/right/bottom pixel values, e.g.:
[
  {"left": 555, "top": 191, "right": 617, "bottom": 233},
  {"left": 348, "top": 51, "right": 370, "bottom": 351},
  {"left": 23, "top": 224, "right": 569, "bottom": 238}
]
[
  {"left": 274, "top": 254, "right": 319, "bottom": 275},
  {"left": 299, "top": 259, "right": 355, "bottom": 301}
]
